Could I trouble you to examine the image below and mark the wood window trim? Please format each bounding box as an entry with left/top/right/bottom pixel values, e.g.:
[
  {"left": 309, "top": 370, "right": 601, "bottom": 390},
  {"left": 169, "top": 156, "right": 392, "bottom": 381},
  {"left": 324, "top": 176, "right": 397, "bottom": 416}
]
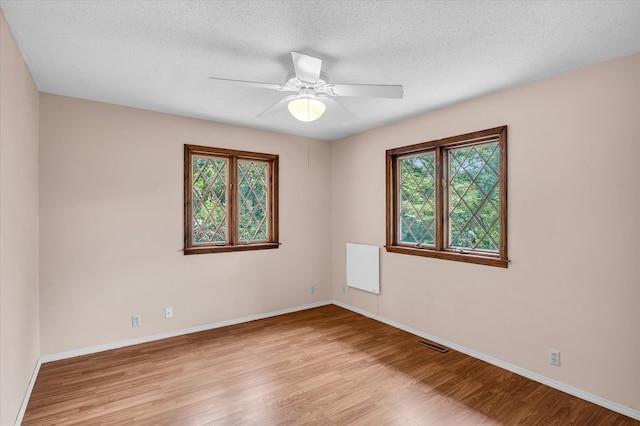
[
  {"left": 385, "top": 126, "right": 508, "bottom": 268},
  {"left": 184, "top": 144, "right": 279, "bottom": 255}
]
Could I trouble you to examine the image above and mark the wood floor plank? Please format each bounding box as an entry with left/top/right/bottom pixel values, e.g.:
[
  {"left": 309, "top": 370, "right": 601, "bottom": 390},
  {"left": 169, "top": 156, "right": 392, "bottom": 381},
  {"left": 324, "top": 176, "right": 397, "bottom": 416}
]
[{"left": 22, "top": 305, "right": 638, "bottom": 425}]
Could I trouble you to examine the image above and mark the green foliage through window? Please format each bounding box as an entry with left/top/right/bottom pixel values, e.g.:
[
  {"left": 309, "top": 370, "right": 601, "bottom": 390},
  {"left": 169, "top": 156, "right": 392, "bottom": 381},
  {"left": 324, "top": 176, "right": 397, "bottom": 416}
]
[
  {"left": 193, "top": 156, "right": 227, "bottom": 244},
  {"left": 385, "top": 126, "right": 507, "bottom": 267},
  {"left": 399, "top": 154, "right": 436, "bottom": 246},
  {"left": 238, "top": 161, "right": 269, "bottom": 241},
  {"left": 449, "top": 143, "right": 500, "bottom": 251},
  {"left": 184, "top": 144, "right": 279, "bottom": 255}
]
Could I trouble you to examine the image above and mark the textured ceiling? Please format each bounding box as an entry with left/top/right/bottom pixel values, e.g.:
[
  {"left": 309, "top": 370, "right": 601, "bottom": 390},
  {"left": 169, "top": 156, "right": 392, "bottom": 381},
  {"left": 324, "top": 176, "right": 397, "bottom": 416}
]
[{"left": 2, "top": 0, "right": 640, "bottom": 141}]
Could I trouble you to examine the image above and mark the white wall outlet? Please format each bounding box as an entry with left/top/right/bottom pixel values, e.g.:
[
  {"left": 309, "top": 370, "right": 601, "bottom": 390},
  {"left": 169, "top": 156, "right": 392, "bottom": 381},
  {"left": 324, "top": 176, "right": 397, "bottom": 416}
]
[
  {"left": 310, "top": 285, "right": 315, "bottom": 295},
  {"left": 342, "top": 285, "right": 347, "bottom": 294},
  {"left": 132, "top": 314, "right": 142, "bottom": 327},
  {"left": 164, "top": 306, "right": 173, "bottom": 319},
  {"left": 549, "top": 349, "right": 561, "bottom": 366}
]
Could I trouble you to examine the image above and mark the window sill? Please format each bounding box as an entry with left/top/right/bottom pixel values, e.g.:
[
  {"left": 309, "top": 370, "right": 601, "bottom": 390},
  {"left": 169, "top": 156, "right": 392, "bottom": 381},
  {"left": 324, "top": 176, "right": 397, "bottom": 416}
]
[
  {"left": 385, "top": 245, "right": 508, "bottom": 268},
  {"left": 184, "top": 242, "right": 280, "bottom": 255}
]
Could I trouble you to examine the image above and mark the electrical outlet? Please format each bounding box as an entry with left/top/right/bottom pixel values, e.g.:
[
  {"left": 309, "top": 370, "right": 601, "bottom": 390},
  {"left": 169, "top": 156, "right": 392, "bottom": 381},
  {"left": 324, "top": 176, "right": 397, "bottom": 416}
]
[
  {"left": 549, "top": 349, "right": 561, "bottom": 366},
  {"left": 132, "top": 314, "right": 142, "bottom": 327},
  {"left": 164, "top": 306, "right": 173, "bottom": 319},
  {"left": 342, "top": 285, "right": 346, "bottom": 294},
  {"left": 310, "top": 285, "right": 315, "bottom": 295}
]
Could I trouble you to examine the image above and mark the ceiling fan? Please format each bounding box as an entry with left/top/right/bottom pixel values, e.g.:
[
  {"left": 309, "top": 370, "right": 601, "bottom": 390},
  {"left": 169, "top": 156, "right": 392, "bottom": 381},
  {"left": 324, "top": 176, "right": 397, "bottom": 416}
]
[{"left": 208, "top": 52, "right": 403, "bottom": 122}]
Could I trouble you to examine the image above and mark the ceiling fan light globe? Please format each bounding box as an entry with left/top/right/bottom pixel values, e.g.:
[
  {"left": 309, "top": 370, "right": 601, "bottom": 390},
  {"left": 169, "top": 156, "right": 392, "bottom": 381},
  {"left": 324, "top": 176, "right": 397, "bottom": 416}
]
[{"left": 287, "top": 97, "right": 326, "bottom": 122}]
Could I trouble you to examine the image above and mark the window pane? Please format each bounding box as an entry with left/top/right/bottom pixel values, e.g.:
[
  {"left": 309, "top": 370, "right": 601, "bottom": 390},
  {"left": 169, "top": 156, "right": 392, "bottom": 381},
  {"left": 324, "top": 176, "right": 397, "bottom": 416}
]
[
  {"left": 238, "top": 160, "right": 269, "bottom": 242},
  {"left": 192, "top": 156, "right": 228, "bottom": 244},
  {"left": 398, "top": 153, "right": 436, "bottom": 246},
  {"left": 448, "top": 143, "right": 500, "bottom": 251}
]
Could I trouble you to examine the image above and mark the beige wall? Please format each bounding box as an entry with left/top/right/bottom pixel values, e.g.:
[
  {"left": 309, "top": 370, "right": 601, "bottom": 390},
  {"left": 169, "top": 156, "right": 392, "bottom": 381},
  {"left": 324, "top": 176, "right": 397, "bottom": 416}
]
[
  {"left": 0, "top": 9, "right": 40, "bottom": 426},
  {"left": 38, "top": 94, "right": 332, "bottom": 356},
  {"left": 6, "top": 14, "right": 639, "bottom": 417},
  {"left": 331, "top": 53, "right": 640, "bottom": 410}
]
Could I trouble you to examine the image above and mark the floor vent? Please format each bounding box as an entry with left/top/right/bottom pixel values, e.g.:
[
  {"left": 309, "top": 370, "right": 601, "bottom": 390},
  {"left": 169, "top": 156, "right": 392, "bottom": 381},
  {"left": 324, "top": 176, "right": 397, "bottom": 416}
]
[{"left": 418, "top": 340, "right": 449, "bottom": 353}]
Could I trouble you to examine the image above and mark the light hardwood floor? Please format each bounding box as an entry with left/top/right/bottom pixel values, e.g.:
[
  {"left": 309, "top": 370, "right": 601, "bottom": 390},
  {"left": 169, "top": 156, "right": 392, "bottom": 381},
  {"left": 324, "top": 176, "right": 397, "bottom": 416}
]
[{"left": 23, "top": 305, "right": 637, "bottom": 425}]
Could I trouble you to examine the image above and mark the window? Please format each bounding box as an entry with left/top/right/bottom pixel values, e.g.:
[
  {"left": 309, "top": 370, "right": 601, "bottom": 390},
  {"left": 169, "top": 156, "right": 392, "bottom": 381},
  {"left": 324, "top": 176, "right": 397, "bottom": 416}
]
[
  {"left": 184, "top": 145, "right": 279, "bottom": 254},
  {"left": 385, "top": 126, "right": 508, "bottom": 267}
]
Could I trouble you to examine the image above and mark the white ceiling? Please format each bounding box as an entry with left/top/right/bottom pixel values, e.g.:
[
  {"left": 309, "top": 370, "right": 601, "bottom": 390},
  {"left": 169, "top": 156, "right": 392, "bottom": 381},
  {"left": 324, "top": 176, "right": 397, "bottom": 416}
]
[{"left": 2, "top": 1, "right": 640, "bottom": 141}]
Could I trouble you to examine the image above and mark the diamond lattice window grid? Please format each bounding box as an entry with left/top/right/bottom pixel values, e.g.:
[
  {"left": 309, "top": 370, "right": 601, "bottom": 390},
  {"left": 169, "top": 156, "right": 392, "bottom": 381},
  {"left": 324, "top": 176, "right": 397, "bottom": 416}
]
[
  {"left": 184, "top": 145, "right": 279, "bottom": 255},
  {"left": 385, "top": 126, "right": 507, "bottom": 268},
  {"left": 448, "top": 143, "right": 500, "bottom": 251},
  {"left": 398, "top": 153, "right": 436, "bottom": 246},
  {"left": 238, "top": 161, "right": 269, "bottom": 242},
  {"left": 192, "top": 156, "right": 228, "bottom": 244}
]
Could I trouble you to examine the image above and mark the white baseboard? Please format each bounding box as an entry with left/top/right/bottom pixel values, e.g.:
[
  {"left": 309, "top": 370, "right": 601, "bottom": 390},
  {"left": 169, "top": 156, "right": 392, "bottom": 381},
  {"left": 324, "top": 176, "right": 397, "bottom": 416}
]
[
  {"left": 15, "top": 356, "right": 41, "bottom": 425},
  {"left": 40, "top": 301, "right": 332, "bottom": 363},
  {"left": 332, "top": 299, "right": 640, "bottom": 421},
  {"left": 24, "top": 299, "right": 639, "bottom": 423}
]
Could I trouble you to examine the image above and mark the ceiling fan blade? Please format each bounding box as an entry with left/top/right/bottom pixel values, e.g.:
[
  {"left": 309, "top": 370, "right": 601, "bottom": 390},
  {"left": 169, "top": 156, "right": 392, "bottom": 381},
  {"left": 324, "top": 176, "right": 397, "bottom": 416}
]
[
  {"left": 208, "top": 77, "right": 283, "bottom": 90},
  {"left": 291, "top": 52, "right": 322, "bottom": 83},
  {"left": 319, "top": 96, "right": 357, "bottom": 119},
  {"left": 328, "top": 83, "right": 404, "bottom": 99},
  {"left": 256, "top": 95, "right": 297, "bottom": 118}
]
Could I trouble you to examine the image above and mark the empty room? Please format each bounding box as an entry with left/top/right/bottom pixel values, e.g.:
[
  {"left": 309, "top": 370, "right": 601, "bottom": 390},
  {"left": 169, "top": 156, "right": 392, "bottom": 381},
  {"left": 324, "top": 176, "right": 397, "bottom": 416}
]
[{"left": 1, "top": 1, "right": 639, "bottom": 425}]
